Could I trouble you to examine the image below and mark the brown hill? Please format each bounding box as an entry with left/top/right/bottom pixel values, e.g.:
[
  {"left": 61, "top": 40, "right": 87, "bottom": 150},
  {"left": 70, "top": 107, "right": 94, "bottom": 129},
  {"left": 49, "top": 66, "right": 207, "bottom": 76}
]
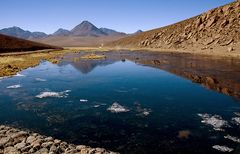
[
  {"left": 0, "top": 34, "right": 61, "bottom": 53},
  {"left": 33, "top": 35, "right": 127, "bottom": 47},
  {"left": 108, "top": 1, "right": 240, "bottom": 55}
]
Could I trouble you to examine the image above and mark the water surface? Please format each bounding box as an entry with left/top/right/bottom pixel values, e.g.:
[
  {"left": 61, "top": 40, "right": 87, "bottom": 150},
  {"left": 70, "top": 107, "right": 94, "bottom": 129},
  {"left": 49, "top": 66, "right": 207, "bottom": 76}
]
[{"left": 0, "top": 52, "right": 240, "bottom": 154}]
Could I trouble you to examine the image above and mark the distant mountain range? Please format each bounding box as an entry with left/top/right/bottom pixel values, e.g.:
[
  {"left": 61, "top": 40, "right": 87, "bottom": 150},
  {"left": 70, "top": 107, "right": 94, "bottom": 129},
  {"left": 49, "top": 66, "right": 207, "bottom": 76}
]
[{"left": 0, "top": 21, "right": 141, "bottom": 40}]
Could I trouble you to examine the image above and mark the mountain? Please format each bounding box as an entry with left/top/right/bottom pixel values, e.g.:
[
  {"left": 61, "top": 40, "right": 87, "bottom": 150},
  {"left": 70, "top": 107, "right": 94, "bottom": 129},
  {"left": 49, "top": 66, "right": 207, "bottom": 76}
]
[
  {"left": 53, "top": 28, "right": 71, "bottom": 36},
  {"left": 99, "top": 28, "right": 126, "bottom": 36},
  {"left": 0, "top": 27, "right": 47, "bottom": 39},
  {"left": 133, "top": 30, "right": 143, "bottom": 34},
  {"left": 70, "top": 21, "right": 106, "bottom": 36},
  {"left": 0, "top": 34, "right": 61, "bottom": 53},
  {"left": 108, "top": 1, "right": 240, "bottom": 55}
]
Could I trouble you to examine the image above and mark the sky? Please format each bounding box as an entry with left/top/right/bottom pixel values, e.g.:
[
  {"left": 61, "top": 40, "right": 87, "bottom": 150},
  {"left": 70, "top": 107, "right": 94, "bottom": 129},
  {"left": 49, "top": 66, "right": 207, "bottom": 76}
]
[{"left": 0, "top": 0, "right": 234, "bottom": 34}]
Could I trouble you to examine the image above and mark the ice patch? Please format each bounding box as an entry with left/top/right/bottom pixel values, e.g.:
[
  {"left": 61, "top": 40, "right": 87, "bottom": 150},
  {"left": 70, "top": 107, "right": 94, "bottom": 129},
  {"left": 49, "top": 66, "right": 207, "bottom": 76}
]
[
  {"left": 232, "top": 117, "right": 240, "bottom": 125},
  {"left": 80, "top": 99, "right": 88, "bottom": 103},
  {"left": 14, "top": 73, "right": 25, "bottom": 77},
  {"left": 93, "top": 105, "right": 100, "bottom": 108},
  {"left": 107, "top": 102, "right": 129, "bottom": 113},
  {"left": 6, "top": 84, "right": 21, "bottom": 89},
  {"left": 224, "top": 135, "right": 240, "bottom": 143},
  {"left": 234, "top": 112, "right": 240, "bottom": 116},
  {"left": 35, "top": 78, "right": 47, "bottom": 82},
  {"left": 36, "top": 90, "right": 71, "bottom": 98},
  {"left": 212, "top": 145, "right": 233, "bottom": 152},
  {"left": 198, "top": 113, "right": 229, "bottom": 131}
]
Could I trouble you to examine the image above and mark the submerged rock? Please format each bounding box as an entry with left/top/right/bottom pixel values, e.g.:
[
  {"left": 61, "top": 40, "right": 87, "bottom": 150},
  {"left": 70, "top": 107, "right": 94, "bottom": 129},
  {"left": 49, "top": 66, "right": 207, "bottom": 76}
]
[
  {"left": 6, "top": 84, "right": 22, "bottom": 89},
  {"left": 212, "top": 145, "right": 233, "bottom": 152},
  {"left": 198, "top": 113, "right": 228, "bottom": 131},
  {"left": 107, "top": 102, "right": 129, "bottom": 113},
  {"left": 36, "top": 90, "right": 71, "bottom": 98}
]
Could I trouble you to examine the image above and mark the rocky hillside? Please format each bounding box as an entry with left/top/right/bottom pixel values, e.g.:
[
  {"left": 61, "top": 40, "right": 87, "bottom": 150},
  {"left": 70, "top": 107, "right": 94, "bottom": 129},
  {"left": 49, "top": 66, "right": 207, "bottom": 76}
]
[
  {"left": 0, "top": 34, "right": 61, "bottom": 53},
  {"left": 108, "top": 1, "right": 240, "bottom": 55}
]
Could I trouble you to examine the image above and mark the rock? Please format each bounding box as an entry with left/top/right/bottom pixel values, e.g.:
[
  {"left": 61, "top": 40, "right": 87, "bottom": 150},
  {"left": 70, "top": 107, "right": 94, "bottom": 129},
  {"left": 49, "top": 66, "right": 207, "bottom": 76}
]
[
  {"left": 4, "top": 146, "right": 20, "bottom": 154},
  {"left": 221, "top": 39, "right": 233, "bottom": 46},
  {"left": 76, "top": 145, "right": 87, "bottom": 151},
  {"left": 14, "top": 142, "right": 26, "bottom": 150},
  {"left": 205, "top": 16, "right": 217, "bottom": 27},
  {"left": 228, "top": 46, "right": 234, "bottom": 52},
  {"left": 35, "top": 148, "right": 49, "bottom": 154},
  {"left": 49, "top": 145, "right": 57, "bottom": 153},
  {"left": 204, "top": 38, "right": 215, "bottom": 45},
  {"left": 10, "top": 131, "right": 28, "bottom": 139},
  {"left": 0, "top": 137, "right": 11, "bottom": 147},
  {"left": 220, "top": 19, "right": 229, "bottom": 27},
  {"left": 41, "top": 141, "right": 53, "bottom": 148},
  {"left": 26, "top": 136, "right": 36, "bottom": 143}
]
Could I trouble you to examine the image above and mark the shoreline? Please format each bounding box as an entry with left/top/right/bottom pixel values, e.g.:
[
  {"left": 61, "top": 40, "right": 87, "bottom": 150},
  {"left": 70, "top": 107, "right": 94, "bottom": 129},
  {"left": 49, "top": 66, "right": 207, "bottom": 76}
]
[
  {"left": 0, "top": 47, "right": 239, "bottom": 78},
  {"left": 0, "top": 125, "right": 117, "bottom": 154}
]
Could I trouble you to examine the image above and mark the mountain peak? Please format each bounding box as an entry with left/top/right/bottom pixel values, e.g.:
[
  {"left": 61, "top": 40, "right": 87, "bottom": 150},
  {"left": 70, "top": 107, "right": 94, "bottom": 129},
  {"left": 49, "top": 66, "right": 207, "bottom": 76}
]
[{"left": 71, "top": 21, "right": 106, "bottom": 36}]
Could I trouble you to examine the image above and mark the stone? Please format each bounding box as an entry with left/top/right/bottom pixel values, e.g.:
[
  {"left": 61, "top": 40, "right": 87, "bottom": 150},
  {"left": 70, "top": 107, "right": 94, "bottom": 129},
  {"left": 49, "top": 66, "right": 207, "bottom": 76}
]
[
  {"left": 0, "top": 137, "right": 11, "bottom": 147},
  {"left": 76, "top": 145, "right": 87, "bottom": 150},
  {"left": 10, "top": 131, "right": 28, "bottom": 139},
  {"left": 41, "top": 141, "right": 53, "bottom": 148},
  {"left": 205, "top": 16, "right": 217, "bottom": 27},
  {"left": 26, "top": 136, "right": 36, "bottom": 143},
  {"left": 228, "top": 46, "right": 234, "bottom": 52},
  {"left": 35, "top": 148, "right": 49, "bottom": 154},
  {"left": 14, "top": 142, "right": 26, "bottom": 150},
  {"left": 49, "top": 145, "right": 57, "bottom": 153},
  {"left": 4, "top": 146, "right": 20, "bottom": 154}
]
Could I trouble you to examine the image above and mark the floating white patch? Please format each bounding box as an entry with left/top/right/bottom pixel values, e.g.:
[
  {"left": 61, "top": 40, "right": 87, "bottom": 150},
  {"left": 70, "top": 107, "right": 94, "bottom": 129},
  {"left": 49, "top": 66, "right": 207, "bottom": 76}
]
[
  {"left": 234, "top": 112, "right": 240, "bottom": 116},
  {"left": 14, "top": 73, "right": 25, "bottom": 77},
  {"left": 35, "top": 78, "right": 47, "bottom": 82},
  {"left": 198, "top": 113, "right": 228, "bottom": 131},
  {"left": 6, "top": 84, "right": 21, "bottom": 89},
  {"left": 93, "top": 105, "right": 100, "bottom": 108},
  {"left": 36, "top": 90, "right": 71, "bottom": 98},
  {"left": 232, "top": 117, "right": 240, "bottom": 125},
  {"left": 107, "top": 102, "right": 129, "bottom": 113},
  {"left": 80, "top": 99, "right": 88, "bottom": 102},
  {"left": 224, "top": 135, "right": 240, "bottom": 143},
  {"left": 212, "top": 145, "right": 233, "bottom": 152}
]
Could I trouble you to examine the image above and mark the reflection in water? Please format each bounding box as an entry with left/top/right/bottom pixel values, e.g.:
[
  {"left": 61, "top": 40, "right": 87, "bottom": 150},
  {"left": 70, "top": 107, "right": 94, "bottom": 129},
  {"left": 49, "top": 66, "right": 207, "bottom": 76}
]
[{"left": 0, "top": 51, "right": 240, "bottom": 153}]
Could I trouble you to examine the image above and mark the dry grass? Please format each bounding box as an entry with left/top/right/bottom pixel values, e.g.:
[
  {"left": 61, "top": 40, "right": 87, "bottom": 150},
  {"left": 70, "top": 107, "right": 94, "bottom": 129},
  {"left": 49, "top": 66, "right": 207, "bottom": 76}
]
[{"left": 81, "top": 53, "right": 106, "bottom": 59}]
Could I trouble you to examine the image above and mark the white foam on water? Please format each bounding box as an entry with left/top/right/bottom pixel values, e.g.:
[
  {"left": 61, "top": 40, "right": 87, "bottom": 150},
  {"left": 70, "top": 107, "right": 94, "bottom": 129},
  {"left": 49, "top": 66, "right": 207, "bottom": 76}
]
[
  {"left": 35, "top": 78, "right": 47, "bottom": 82},
  {"left": 6, "top": 84, "right": 22, "bottom": 89},
  {"left": 107, "top": 102, "right": 129, "bottom": 113},
  {"left": 232, "top": 117, "right": 240, "bottom": 125},
  {"left": 36, "top": 90, "right": 71, "bottom": 98},
  {"left": 224, "top": 135, "right": 240, "bottom": 143},
  {"left": 14, "top": 73, "right": 25, "bottom": 77},
  {"left": 80, "top": 99, "right": 88, "bottom": 102},
  {"left": 197, "top": 113, "right": 229, "bottom": 131},
  {"left": 212, "top": 145, "right": 233, "bottom": 152}
]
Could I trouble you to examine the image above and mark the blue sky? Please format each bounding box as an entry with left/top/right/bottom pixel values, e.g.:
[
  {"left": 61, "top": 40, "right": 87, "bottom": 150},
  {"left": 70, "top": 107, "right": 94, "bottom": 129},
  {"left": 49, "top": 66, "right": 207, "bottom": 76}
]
[{"left": 0, "top": 0, "right": 234, "bottom": 34}]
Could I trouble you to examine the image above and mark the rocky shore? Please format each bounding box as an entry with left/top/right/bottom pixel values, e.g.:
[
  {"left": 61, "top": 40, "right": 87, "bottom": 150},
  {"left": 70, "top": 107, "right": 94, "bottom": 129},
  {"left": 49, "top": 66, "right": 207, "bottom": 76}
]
[{"left": 0, "top": 125, "right": 117, "bottom": 154}]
